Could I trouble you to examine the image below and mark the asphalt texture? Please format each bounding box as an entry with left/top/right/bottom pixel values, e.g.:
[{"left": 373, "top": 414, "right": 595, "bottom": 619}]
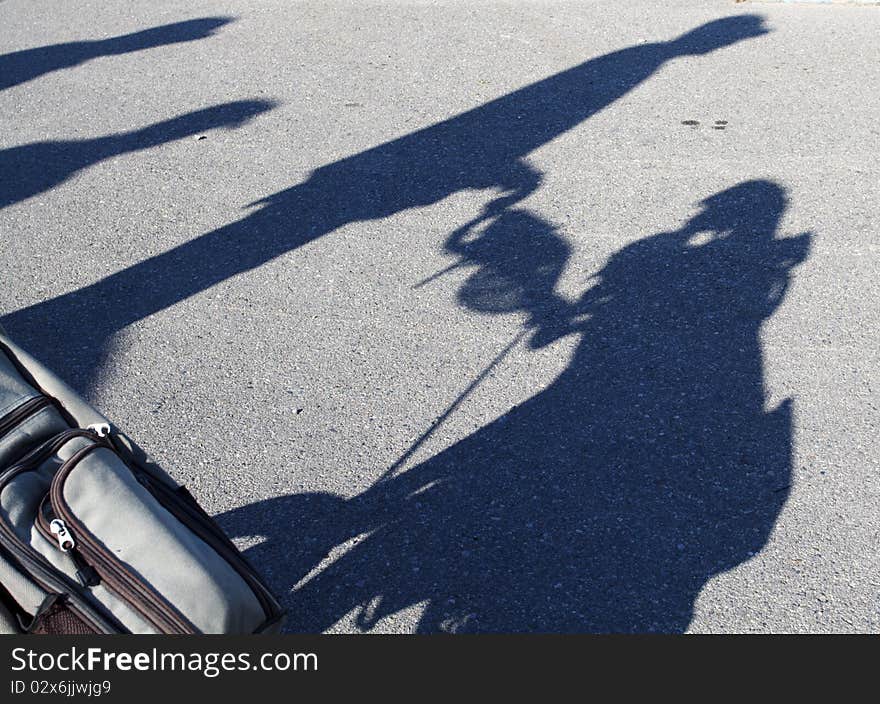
[{"left": 0, "top": 0, "right": 878, "bottom": 633}]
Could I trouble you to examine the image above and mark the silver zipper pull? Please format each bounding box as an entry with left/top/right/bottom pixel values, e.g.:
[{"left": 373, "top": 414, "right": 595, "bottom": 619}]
[
  {"left": 49, "top": 518, "right": 75, "bottom": 552},
  {"left": 87, "top": 422, "right": 111, "bottom": 438}
]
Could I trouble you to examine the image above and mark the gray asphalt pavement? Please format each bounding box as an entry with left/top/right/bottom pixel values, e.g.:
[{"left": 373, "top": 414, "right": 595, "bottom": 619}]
[{"left": 1, "top": 0, "right": 878, "bottom": 633}]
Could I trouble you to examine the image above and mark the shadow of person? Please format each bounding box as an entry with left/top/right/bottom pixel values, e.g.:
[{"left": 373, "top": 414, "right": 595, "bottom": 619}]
[
  {"left": 1, "top": 15, "right": 769, "bottom": 392},
  {"left": 218, "top": 180, "right": 812, "bottom": 632},
  {"left": 0, "top": 17, "right": 231, "bottom": 92},
  {"left": 0, "top": 100, "right": 275, "bottom": 209}
]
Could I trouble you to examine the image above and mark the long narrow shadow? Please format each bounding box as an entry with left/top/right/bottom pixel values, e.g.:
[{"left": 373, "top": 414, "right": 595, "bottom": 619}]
[
  {"left": 0, "top": 100, "right": 275, "bottom": 210},
  {"left": 0, "top": 17, "right": 232, "bottom": 91},
  {"left": 2, "top": 16, "right": 769, "bottom": 391},
  {"left": 219, "top": 180, "right": 812, "bottom": 632}
]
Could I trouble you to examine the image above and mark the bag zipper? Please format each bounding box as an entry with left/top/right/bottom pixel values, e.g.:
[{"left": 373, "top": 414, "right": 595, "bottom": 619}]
[
  {"left": 4, "top": 431, "right": 191, "bottom": 634},
  {"left": 0, "top": 522, "right": 116, "bottom": 633},
  {"left": 0, "top": 505, "right": 119, "bottom": 633},
  {"left": 33, "top": 495, "right": 100, "bottom": 588},
  {"left": 0, "top": 396, "right": 53, "bottom": 438},
  {"left": 2, "top": 425, "right": 280, "bottom": 632},
  {"left": 0, "top": 525, "right": 120, "bottom": 633},
  {"left": 0, "top": 428, "right": 126, "bottom": 633},
  {"left": 34, "top": 503, "right": 183, "bottom": 633},
  {"left": 49, "top": 443, "right": 198, "bottom": 634}
]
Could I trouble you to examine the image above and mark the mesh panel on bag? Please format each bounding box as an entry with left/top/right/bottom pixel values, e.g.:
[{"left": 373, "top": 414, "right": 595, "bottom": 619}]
[{"left": 29, "top": 596, "right": 98, "bottom": 635}]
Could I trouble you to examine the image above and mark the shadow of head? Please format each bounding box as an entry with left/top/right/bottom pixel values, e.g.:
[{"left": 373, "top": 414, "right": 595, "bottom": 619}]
[
  {"left": 126, "top": 98, "right": 277, "bottom": 148},
  {"left": 0, "top": 16, "right": 237, "bottom": 93},
  {"left": 669, "top": 15, "right": 769, "bottom": 55},
  {"left": 681, "top": 179, "right": 788, "bottom": 241},
  {"left": 181, "top": 98, "right": 278, "bottom": 132},
  {"left": 673, "top": 180, "right": 812, "bottom": 312},
  {"left": 106, "top": 17, "right": 234, "bottom": 52}
]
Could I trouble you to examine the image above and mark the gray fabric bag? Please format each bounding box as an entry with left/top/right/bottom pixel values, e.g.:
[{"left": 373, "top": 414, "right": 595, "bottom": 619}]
[{"left": 0, "top": 331, "right": 283, "bottom": 634}]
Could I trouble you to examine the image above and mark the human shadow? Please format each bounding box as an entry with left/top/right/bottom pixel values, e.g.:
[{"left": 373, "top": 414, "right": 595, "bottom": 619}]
[
  {"left": 0, "top": 17, "right": 231, "bottom": 92},
  {"left": 219, "top": 180, "right": 812, "bottom": 632},
  {"left": 1, "top": 15, "right": 769, "bottom": 392},
  {"left": 0, "top": 100, "right": 276, "bottom": 210}
]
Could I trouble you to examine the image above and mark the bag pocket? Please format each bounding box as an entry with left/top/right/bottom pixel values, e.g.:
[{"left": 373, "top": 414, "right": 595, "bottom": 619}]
[
  {"left": 42, "top": 438, "right": 279, "bottom": 633},
  {"left": 0, "top": 430, "right": 124, "bottom": 634}
]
